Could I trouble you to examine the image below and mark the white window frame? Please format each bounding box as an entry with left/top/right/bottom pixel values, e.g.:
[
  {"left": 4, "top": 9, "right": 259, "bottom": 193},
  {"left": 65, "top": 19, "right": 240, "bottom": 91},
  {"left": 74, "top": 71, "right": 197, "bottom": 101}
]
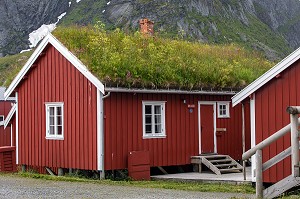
[
  {"left": 0, "top": 115, "right": 4, "bottom": 126},
  {"left": 217, "top": 102, "right": 230, "bottom": 118},
  {"left": 142, "top": 101, "right": 166, "bottom": 138},
  {"left": 45, "top": 102, "right": 64, "bottom": 140}
]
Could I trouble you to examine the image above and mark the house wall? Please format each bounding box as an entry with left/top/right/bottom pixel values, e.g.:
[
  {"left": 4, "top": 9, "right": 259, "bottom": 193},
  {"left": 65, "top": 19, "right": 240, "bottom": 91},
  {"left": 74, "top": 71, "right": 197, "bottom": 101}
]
[
  {"left": 104, "top": 92, "right": 250, "bottom": 170},
  {"left": 0, "top": 101, "right": 13, "bottom": 147},
  {"left": 16, "top": 45, "right": 98, "bottom": 170},
  {"left": 254, "top": 59, "right": 300, "bottom": 183}
]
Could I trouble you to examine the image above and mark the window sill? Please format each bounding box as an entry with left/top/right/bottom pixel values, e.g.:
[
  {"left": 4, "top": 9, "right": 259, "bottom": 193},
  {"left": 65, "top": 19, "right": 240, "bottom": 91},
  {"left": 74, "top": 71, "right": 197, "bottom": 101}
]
[
  {"left": 218, "top": 116, "right": 230, "bottom": 119},
  {"left": 143, "top": 135, "right": 166, "bottom": 139},
  {"left": 45, "top": 136, "right": 64, "bottom": 140}
]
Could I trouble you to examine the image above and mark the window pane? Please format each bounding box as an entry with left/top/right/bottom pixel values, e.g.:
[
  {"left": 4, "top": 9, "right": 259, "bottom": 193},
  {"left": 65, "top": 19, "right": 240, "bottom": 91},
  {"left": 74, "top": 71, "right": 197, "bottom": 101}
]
[
  {"left": 49, "top": 107, "right": 54, "bottom": 116},
  {"left": 49, "top": 126, "right": 55, "bottom": 135},
  {"left": 155, "top": 115, "right": 161, "bottom": 124},
  {"left": 145, "top": 115, "right": 152, "bottom": 124},
  {"left": 145, "top": 125, "right": 152, "bottom": 134},
  {"left": 57, "top": 126, "right": 62, "bottom": 135},
  {"left": 50, "top": 116, "right": 54, "bottom": 125},
  {"left": 145, "top": 105, "right": 152, "bottom": 114},
  {"left": 56, "top": 107, "right": 62, "bottom": 116},
  {"left": 154, "top": 105, "right": 161, "bottom": 114},
  {"left": 57, "top": 116, "right": 62, "bottom": 125},
  {"left": 155, "top": 124, "right": 161, "bottom": 133}
]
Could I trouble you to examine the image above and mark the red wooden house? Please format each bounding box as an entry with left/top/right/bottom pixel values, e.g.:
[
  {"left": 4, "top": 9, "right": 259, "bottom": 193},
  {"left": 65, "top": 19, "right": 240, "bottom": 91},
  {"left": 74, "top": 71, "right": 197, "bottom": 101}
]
[
  {"left": 232, "top": 47, "right": 300, "bottom": 183},
  {"left": 3, "top": 33, "right": 251, "bottom": 177},
  {"left": 0, "top": 87, "right": 14, "bottom": 147}
]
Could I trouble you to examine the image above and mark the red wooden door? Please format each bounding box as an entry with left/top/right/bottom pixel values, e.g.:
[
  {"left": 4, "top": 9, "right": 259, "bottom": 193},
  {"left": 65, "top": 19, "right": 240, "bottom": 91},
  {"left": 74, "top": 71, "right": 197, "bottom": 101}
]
[{"left": 200, "top": 104, "right": 215, "bottom": 154}]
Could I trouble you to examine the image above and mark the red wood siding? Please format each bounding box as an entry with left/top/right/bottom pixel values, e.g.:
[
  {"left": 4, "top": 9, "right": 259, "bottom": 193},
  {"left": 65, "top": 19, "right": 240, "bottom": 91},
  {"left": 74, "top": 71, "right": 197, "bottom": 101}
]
[
  {"left": 254, "top": 59, "right": 300, "bottom": 183},
  {"left": 217, "top": 101, "right": 251, "bottom": 160},
  {"left": 0, "top": 101, "right": 13, "bottom": 147},
  {"left": 104, "top": 93, "right": 249, "bottom": 170},
  {"left": 17, "top": 45, "right": 98, "bottom": 170}
]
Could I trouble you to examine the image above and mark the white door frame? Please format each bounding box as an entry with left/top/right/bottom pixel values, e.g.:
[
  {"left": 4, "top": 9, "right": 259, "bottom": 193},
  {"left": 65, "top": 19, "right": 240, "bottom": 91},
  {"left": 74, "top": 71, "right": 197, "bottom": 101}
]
[{"left": 198, "top": 101, "right": 217, "bottom": 154}]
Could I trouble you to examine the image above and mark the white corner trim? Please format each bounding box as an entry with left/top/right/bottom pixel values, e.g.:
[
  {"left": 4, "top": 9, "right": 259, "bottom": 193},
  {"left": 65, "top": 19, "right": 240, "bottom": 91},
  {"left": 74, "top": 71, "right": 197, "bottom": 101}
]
[
  {"left": 232, "top": 47, "right": 300, "bottom": 107},
  {"left": 198, "top": 101, "right": 217, "bottom": 154},
  {"left": 4, "top": 33, "right": 104, "bottom": 100},
  {"left": 4, "top": 104, "right": 17, "bottom": 128},
  {"left": 10, "top": 124, "right": 13, "bottom": 147},
  {"left": 97, "top": 90, "right": 104, "bottom": 171},
  {"left": 250, "top": 94, "right": 256, "bottom": 182},
  {"left": 15, "top": 92, "right": 19, "bottom": 164}
]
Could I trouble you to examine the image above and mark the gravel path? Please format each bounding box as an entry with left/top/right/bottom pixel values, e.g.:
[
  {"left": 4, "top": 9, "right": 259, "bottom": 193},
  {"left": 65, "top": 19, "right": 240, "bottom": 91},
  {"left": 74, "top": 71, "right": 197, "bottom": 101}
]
[{"left": 0, "top": 175, "right": 255, "bottom": 199}]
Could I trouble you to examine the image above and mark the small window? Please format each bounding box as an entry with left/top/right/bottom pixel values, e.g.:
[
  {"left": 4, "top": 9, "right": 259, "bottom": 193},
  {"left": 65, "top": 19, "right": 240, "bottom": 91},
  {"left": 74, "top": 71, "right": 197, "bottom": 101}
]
[
  {"left": 142, "top": 101, "right": 166, "bottom": 138},
  {"left": 217, "top": 102, "right": 230, "bottom": 118},
  {"left": 0, "top": 115, "right": 4, "bottom": 122},
  {"left": 45, "top": 103, "right": 64, "bottom": 139}
]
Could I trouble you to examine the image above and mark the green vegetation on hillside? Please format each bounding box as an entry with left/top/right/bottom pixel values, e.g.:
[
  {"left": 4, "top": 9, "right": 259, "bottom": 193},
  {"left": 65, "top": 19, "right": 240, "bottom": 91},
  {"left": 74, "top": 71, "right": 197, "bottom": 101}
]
[
  {"left": 0, "top": 51, "right": 32, "bottom": 86},
  {"left": 52, "top": 26, "right": 272, "bottom": 90}
]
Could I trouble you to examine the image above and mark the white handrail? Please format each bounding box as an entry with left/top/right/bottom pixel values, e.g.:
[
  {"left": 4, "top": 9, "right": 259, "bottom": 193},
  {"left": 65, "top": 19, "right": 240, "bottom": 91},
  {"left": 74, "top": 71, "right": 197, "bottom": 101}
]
[{"left": 242, "top": 118, "right": 300, "bottom": 160}]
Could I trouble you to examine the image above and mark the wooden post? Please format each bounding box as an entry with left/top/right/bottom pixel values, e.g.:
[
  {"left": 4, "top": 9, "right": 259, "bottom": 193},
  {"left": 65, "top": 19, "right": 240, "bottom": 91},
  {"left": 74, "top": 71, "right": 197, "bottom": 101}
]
[
  {"left": 290, "top": 113, "right": 299, "bottom": 177},
  {"left": 256, "top": 149, "right": 263, "bottom": 198},
  {"left": 99, "top": 170, "right": 105, "bottom": 179},
  {"left": 58, "top": 168, "right": 64, "bottom": 176},
  {"left": 21, "top": 164, "right": 26, "bottom": 173},
  {"left": 242, "top": 103, "right": 246, "bottom": 180}
]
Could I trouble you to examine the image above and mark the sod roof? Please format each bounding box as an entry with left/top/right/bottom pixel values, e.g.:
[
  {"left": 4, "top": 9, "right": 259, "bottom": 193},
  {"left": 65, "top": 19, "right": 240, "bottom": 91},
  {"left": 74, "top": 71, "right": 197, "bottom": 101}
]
[{"left": 2, "top": 26, "right": 273, "bottom": 91}]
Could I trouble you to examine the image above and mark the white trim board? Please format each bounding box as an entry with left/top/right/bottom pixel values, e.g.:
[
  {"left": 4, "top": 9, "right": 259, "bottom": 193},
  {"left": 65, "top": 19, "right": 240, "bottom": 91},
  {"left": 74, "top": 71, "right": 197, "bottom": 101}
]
[
  {"left": 4, "top": 104, "right": 16, "bottom": 128},
  {"left": 198, "top": 101, "right": 217, "bottom": 154},
  {"left": 4, "top": 33, "right": 104, "bottom": 100},
  {"left": 250, "top": 94, "right": 256, "bottom": 182},
  {"left": 232, "top": 47, "right": 300, "bottom": 107}
]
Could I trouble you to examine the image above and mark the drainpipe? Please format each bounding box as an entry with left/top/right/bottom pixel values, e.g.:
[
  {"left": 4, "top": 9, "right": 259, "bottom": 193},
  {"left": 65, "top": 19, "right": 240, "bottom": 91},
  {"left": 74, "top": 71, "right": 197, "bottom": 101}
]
[
  {"left": 242, "top": 102, "right": 246, "bottom": 180},
  {"left": 99, "top": 91, "right": 111, "bottom": 179}
]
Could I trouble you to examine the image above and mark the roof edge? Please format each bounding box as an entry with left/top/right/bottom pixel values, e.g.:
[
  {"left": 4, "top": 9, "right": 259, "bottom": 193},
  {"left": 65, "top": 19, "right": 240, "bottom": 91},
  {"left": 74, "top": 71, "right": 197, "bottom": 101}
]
[
  {"left": 4, "top": 104, "right": 16, "bottom": 128},
  {"left": 232, "top": 47, "right": 300, "bottom": 107},
  {"left": 106, "top": 87, "right": 237, "bottom": 95},
  {"left": 4, "top": 33, "right": 105, "bottom": 100}
]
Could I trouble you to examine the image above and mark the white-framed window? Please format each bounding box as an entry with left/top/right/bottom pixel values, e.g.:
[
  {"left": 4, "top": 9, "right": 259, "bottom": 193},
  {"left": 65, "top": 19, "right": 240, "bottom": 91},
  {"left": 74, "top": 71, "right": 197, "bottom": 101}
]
[
  {"left": 0, "top": 115, "right": 4, "bottom": 122},
  {"left": 217, "top": 102, "right": 230, "bottom": 118},
  {"left": 142, "top": 101, "right": 166, "bottom": 138},
  {"left": 0, "top": 115, "right": 4, "bottom": 126},
  {"left": 45, "top": 102, "right": 64, "bottom": 139}
]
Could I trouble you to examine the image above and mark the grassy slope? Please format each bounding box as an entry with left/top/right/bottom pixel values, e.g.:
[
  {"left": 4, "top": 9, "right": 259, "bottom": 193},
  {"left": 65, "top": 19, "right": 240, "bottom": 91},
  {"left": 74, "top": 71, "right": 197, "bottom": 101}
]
[
  {"left": 0, "top": 51, "right": 32, "bottom": 86},
  {"left": 60, "top": 0, "right": 292, "bottom": 60}
]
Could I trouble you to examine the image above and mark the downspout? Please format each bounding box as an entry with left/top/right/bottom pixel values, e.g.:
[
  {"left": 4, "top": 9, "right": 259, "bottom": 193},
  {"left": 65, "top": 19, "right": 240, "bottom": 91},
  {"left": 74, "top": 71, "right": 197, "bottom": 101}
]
[
  {"left": 99, "top": 91, "right": 111, "bottom": 179},
  {"left": 241, "top": 102, "right": 246, "bottom": 180}
]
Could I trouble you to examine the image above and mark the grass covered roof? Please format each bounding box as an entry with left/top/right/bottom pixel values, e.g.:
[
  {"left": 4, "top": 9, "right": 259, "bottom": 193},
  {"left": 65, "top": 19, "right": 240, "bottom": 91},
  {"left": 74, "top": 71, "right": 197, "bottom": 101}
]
[
  {"left": 53, "top": 26, "right": 272, "bottom": 90},
  {"left": 1, "top": 25, "right": 273, "bottom": 90}
]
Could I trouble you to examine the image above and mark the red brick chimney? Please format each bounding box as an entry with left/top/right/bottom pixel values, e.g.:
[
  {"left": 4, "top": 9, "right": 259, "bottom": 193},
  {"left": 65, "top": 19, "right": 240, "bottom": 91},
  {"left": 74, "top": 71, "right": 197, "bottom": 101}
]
[{"left": 139, "top": 18, "right": 154, "bottom": 36}]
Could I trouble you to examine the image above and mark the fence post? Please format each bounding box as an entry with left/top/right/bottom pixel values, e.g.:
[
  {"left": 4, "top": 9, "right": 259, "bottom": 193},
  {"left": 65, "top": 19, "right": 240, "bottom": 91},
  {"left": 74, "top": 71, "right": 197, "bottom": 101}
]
[
  {"left": 287, "top": 106, "right": 300, "bottom": 177},
  {"left": 256, "top": 149, "right": 263, "bottom": 198},
  {"left": 290, "top": 112, "right": 299, "bottom": 177}
]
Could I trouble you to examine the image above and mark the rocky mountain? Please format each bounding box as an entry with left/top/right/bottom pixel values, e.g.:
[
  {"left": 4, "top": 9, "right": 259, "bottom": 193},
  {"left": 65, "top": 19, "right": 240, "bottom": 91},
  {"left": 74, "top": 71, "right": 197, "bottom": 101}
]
[{"left": 1, "top": 0, "right": 300, "bottom": 60}]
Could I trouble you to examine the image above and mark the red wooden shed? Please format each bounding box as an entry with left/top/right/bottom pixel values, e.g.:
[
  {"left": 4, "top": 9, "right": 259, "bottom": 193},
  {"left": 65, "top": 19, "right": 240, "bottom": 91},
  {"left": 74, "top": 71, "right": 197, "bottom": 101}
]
[
  {"left": 0, "top": 87, "right": 14, "bottom": 147},
  {"left": 4, "top": 34, "right": 250, "bottom": 177},
  {"left": 232, "top": 47, "right": 300, "bottom": 183}
]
